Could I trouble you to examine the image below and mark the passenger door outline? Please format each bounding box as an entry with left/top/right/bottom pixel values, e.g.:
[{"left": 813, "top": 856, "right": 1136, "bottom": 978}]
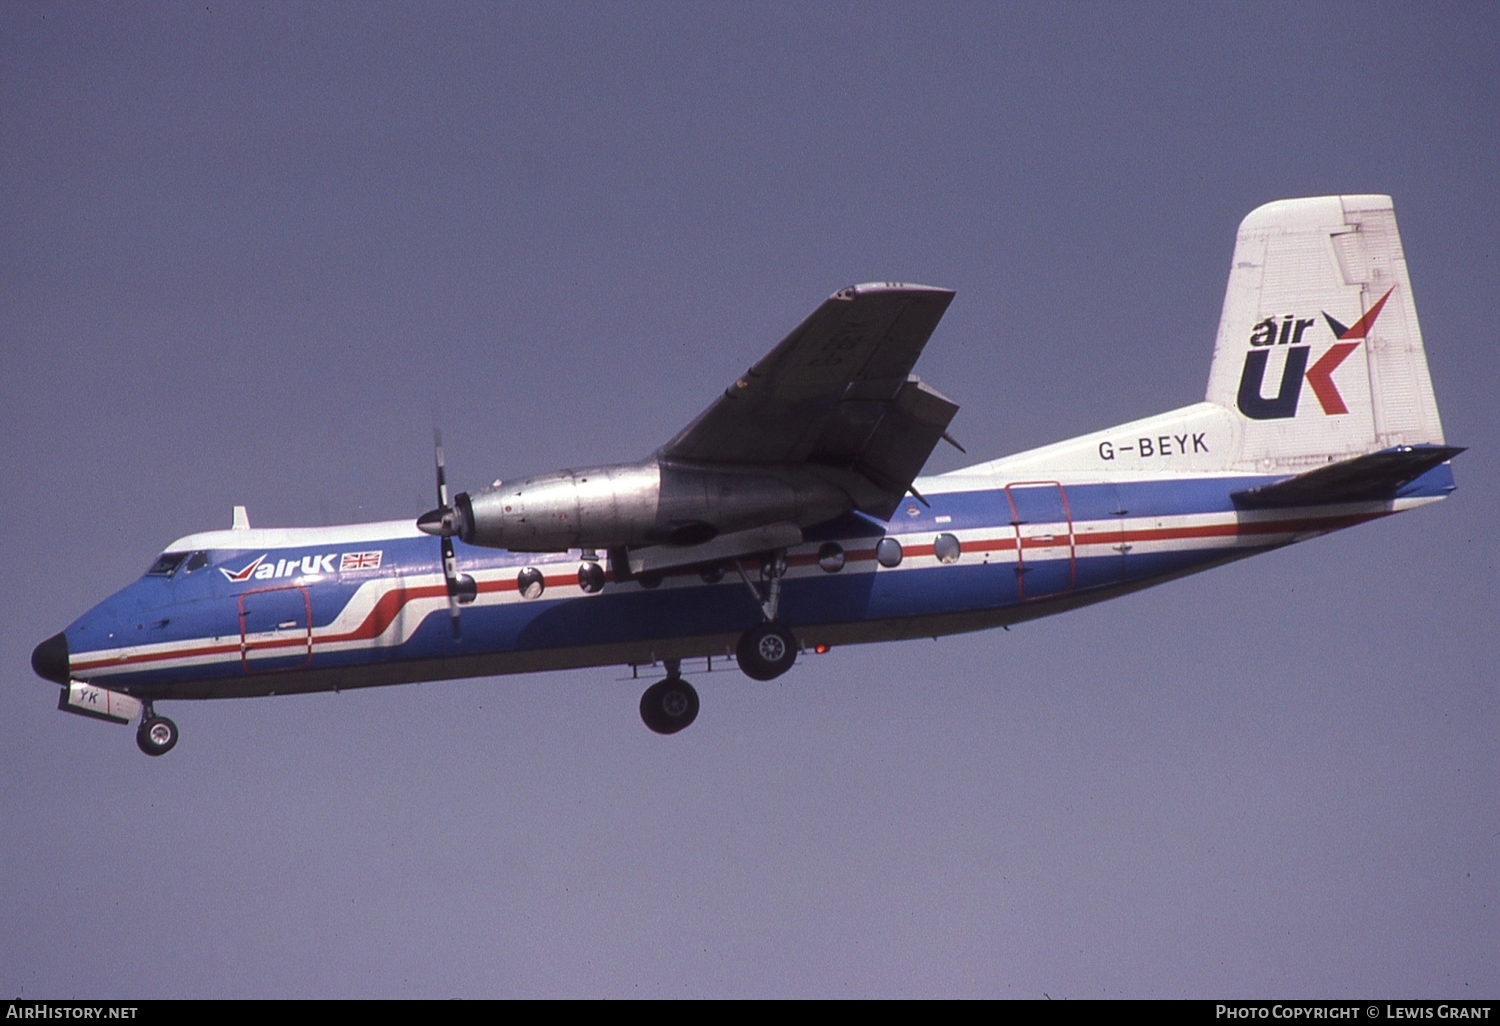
[
  {"left": 238, "top": 585, "right": 312, "bottom": 673},
  {"left": 1003, "top": 481, "right": 1077, "bottom": 602}
]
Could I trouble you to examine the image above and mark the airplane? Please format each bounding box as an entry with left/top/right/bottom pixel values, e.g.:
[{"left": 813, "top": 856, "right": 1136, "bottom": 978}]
[{"left": 31, "top": 195, "right": 1462, "bottom": 756}]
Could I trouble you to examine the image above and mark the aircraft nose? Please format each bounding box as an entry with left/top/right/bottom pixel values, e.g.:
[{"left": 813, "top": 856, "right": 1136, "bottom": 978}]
[{"left": 32, "top": 631, "right": 70, "bottom": 685}]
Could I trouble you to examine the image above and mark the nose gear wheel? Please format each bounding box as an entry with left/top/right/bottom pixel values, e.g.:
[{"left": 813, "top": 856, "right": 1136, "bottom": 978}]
[{"left": 136, "top": 714, "right": 178, "bottom": 757}]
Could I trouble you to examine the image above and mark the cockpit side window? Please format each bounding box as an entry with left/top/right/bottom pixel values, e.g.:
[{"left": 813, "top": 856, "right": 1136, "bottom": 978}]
[
  {"left": 146, "top": 552, "right": 189, "bottom": 577},
  {"left": 183, "top": 551, "right": 210, "bottom": 574}
]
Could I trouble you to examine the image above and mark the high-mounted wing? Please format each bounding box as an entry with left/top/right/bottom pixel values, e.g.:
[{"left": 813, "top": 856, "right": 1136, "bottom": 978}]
[
  {"left": 432, "top": 283, "right": 960, "bottom": 564},
  {"left": 660, "top": 283, "right": 959, "bottom": 520}
]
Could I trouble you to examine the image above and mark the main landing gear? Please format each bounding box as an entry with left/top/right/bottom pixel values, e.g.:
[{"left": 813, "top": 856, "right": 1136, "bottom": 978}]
[
  {"left": 737, "top": 621, "right": 798, "bottom": 681},
  {"left": 731, "top": 551, "right": 799, "bottom": 682},
  {"left": 639, "top": 659, "right": 700, "bottom": 735},
  {"left": 136, "top": 703, "right": 178, "bottom": 757},
  {"left": 636, "top": 551, "right": 801, "bottom": 736}
]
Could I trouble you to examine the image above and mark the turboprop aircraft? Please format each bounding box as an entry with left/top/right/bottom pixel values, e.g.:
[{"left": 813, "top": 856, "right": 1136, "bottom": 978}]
[{"left": 32, "top": 195, "right": 1461, "bottom": 755}]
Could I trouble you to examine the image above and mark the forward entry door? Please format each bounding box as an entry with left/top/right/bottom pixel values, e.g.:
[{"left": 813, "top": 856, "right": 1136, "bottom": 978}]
[{"left": 238, "top": 586, "right": 312, "bottom": 673}]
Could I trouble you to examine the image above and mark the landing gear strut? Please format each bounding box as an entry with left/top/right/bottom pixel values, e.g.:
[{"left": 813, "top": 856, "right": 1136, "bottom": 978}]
[
  {"left": 732, "top": 551, "right": 799, "bottom": 681},
  {"left": 639, "top": 659, "right": 700, "bottom": 735},
  {"left": 136, "top": 703, "right": 178, "bottom": 757}
]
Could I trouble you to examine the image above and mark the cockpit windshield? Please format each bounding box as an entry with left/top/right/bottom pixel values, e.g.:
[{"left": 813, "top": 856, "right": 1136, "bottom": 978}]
[{"left": 146, "top": 552, "right": 188, "bottom": 577}]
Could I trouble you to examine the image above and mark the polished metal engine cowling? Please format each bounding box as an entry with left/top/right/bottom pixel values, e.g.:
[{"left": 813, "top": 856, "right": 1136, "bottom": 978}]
[{"left": 456, "top": 458, "right": 851, "bottom": 552}]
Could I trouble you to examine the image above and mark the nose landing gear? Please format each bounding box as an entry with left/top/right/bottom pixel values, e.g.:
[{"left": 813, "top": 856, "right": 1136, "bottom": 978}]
[
  {"left": 639, "top": 659, "right": 700, "bottom": 735},
  {"left": 136, "top": 703, "right": 179, "bottom": 757}
]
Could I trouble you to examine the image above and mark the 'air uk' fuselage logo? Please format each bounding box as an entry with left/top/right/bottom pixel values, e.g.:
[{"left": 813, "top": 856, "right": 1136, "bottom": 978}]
[
  {"left": 1236, "top": 287, "right": 1393, "bottom": 420},
  {"left": 220, "top": 550, "right": 383, "bottom": 582}
]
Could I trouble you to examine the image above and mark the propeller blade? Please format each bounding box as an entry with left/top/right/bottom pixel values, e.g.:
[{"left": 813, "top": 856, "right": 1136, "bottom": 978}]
[
  {"left": 435, "top": 429, "right": 450, "bottom": 509},
  {"left": 441, "top": 533, "right": 462, "bottom": 638},
  {"left": 426, "top": 430, "right": 464, "bottom": 640}
]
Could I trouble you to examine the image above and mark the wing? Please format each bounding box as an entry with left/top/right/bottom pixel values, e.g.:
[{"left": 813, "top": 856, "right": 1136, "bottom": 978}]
[{"left": 660, "top": 282, "right": 959, "bottom": 520}]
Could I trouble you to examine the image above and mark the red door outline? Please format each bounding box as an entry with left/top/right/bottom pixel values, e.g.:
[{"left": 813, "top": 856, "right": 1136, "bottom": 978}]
[
  {"left": 1003, "top": 481, "right": 1077, "bottom": 601},
  {"left": 238, "top": 585, "right": 312, "bottom": 673}
]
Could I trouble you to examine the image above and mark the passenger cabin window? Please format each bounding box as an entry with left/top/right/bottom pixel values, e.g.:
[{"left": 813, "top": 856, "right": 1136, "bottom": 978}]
[
  {"left": 875, "top": 537, "right": 904, "bottom": 568},
  {"left": 517, "top": 567, "right": 545, "bottom": 600},
  {"left": 818, "top": 542, "right": 845, "bottom": 573},
  {"left": 146, "top": 552, "right": 188, "bottom": 577}
]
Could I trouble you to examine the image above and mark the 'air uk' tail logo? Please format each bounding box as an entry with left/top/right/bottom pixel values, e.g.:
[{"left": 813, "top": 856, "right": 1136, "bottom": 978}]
[{"left": 1236, "top": 287, "right": 1393, "bottom": 420}]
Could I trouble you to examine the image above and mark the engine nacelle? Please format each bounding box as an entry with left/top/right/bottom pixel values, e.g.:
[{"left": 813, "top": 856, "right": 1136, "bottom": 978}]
[{"left": 454, "top": 458, "right": 851, "bottom": 552}]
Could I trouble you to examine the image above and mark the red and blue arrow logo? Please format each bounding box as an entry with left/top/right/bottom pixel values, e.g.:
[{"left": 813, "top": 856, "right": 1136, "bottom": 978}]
[
  {"left": 1237, "top": 287, "right": 1394, "bottom": 420},
  {"left": 1309, "top": 287, "right": 1394, "bottom": 415}
]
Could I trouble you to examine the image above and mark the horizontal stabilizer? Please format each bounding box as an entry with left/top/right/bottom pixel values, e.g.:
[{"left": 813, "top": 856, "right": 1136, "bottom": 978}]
[{"left": 1231, "top": 445, "right": 1463, "bottom": 508}]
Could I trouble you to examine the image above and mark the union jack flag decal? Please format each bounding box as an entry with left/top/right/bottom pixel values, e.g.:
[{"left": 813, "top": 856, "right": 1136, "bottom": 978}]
[{"left": 339, "top": 550, "right": 383, "bottom": 572}]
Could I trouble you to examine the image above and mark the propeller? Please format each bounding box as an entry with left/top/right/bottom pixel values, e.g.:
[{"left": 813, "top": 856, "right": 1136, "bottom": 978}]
[{"left": 417, "top": 431, "right": 476, "bottom": 638}]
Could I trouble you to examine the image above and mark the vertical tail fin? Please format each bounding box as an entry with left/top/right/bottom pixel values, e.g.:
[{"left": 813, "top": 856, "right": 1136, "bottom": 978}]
[{"left": 1205, "top": 195, "right": 1445, "bottom": 470}]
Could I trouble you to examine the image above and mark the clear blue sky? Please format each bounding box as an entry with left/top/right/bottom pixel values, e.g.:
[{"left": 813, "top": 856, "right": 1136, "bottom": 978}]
[{"left": 3, "top": 1, "right": 1496, "bottom": 997}]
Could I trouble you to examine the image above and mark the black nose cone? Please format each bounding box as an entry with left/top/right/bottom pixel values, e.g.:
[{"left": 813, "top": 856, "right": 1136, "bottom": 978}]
[{"left": 32, "top": 632, "right": 70, "bottom": 685}]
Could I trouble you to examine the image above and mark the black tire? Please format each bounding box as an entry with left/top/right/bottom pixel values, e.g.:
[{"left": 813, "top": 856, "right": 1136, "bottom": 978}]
[
  {"left": 136, "top": 716, "right": 178, "bottom": 757},
  {"left": 639, "top": 678, "right": 700, "bottom": 735},
  {"left": 736, "top": 623, "right": 798, "bottom": 681}
]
